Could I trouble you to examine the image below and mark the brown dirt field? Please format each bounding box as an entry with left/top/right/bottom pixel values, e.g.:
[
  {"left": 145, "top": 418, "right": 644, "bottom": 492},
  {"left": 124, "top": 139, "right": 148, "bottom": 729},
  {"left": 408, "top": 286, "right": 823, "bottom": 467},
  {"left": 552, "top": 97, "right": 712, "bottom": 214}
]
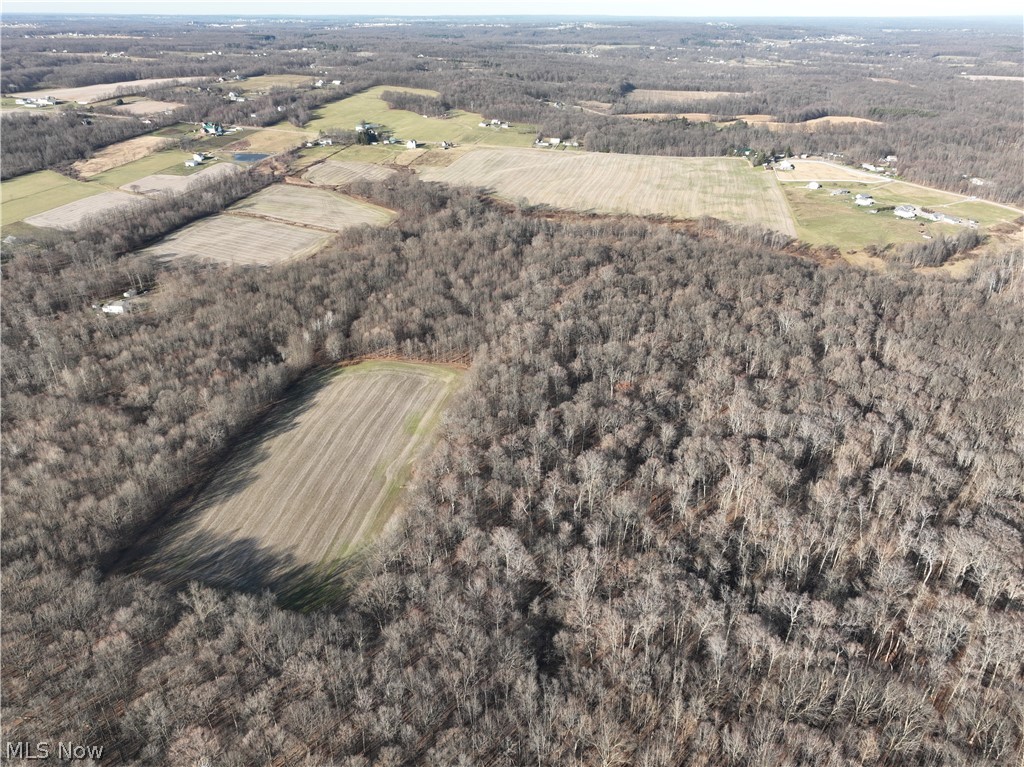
[
  {"left": 72, "top": 135, "right": 173, "bottom": 177},
  {"left": 120, "top": 163, "right": 241, "bottom": 195},
  {"left": 142, "top": 214, "right": 333, "bottom": 266},
  {"left": 151, "top": 361, "right": 461, "bottom": 575},
  {"left": 112, "top": 99, "right": 183, "bottom": 115},
  {"left": 11, "top": 76, "right": 205, "bottom": 104},
  {"left": 223, "top": 127, "right": 316, "bottom": 155},
  {"left": 229, "top": 184, "right": 396, "bottom": 231},
  {"left": 302, "top": 160, "right": 398, "bottom": 186},
  {"left": 23, "top": 191, "right": 144, "bottom": 229},
  {"left": 774, "top": 116, "right": 884, "bottom": 130}
]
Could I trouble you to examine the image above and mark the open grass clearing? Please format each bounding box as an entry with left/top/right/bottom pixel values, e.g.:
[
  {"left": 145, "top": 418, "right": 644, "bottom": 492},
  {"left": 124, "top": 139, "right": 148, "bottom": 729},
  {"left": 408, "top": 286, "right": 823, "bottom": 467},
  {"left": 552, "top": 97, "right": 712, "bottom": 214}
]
[
  {"left": 121, "top": 162, "right": 241, "bottom": 195},
  {"left": 147, "top": 361, "right": 462, "bottom": 579},
  {"left": 1, "top": 170, "right": 103, "bottom": 226},
  {"left": 303, "top": 159, "right": 399, "bottom": 186},
  {"left": 72, "top": 134, "right": 174, "bottom": 177},
  {"left": 419, "top": 149, "right": 796, "bottom": 235},
  {"left": 10, "top": 76, "right": 205, "bottom": 104},
  {"left": 23, "top": 191, "right": 144, "bottom": 230},
  {"left": 141, "top": 214, "right": 333, "bottom": 266},
  {"left": 303, "top": 85, "right": 537, "bottom": 148},
  {"left": 229, "top": 184, "right": 396, "bottom": 230}
]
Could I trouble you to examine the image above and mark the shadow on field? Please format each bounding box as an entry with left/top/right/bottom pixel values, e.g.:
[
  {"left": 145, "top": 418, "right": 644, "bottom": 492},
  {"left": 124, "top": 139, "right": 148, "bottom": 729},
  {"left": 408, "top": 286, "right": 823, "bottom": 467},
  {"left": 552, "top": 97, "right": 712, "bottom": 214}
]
[{"left": 116, "top": 369, "right": 363, "bottom": 611}]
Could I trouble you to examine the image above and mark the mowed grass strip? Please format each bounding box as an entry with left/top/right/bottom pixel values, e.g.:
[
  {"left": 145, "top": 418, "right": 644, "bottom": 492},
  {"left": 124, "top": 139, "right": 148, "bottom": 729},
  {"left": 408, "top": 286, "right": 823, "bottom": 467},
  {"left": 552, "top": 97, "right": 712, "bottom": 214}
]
[
  {"left": 302, "top": 85, "right": 537, "bottom": 148},
  {"left": 22, "top": 190, "right": 144, "bottom": 230},
  {"left": 419, "top": 149, "right": 796, "bottom": 234},
  {"left": 1, "top": 170, "right": 104, "bottom": 226},
  {"left": 303, "top": 160, "right": 398, "bottom": 185},
  {"left": 142, "top": 214, "right": 332, "bottom": 266},
  {"left": 167, "top": 361, "right": 461, "bottom": 572},
  {"left": 229, "top": 184, "right": 396, "bottom": 230}
]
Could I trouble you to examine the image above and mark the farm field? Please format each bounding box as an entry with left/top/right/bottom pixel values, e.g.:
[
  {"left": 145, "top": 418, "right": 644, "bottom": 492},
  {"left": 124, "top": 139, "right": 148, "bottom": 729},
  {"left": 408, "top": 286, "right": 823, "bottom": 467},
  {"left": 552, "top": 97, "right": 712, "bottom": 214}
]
[
  {"left": 774, "top": 160, "right": 887, "bottom": 183},
  {"left": 237, "top": 73, "right": 317, "bottom": 91},
  {"left": 10, "top": 76, "right": 205, "bottom": 104},
  {"left": 230, "top": 184, "right": 395, "bottom": 230},
  {"left": 23, "top": 190, "right": 143, "bottom": 230},
  {"left": 303, "top": 159, "right": 399, "bottom": 185},
  {"left": 141, "top": 214, "right": 333, "bottom": 266},
  {"left": 419, "top": 149, "right": 796, "bottom": 234},
  {"left": 302, "top": 85, "right": 537, "bottom": 147},
  {"left": 223, "top": 126, "right": 316, "bottom": 155},
  {"left": 121, "top": 162, "right": 241, "bottom": 195},
  {"left": 90, "top": 148, "right": 207, "bottom": 188},
  {"left": 111, "top": 98, "right": 183, "bottom": 115},
  {"left": 627, "top": 88, "right": 745, "bottom": 102},
  {"left": 1, "top": 170, "right": 103, "bottom": 226},
  {"left": 72, "top": 134, "right": 173, "bottom": 177},
  {"left": 781, "top": 181, "right": 1022, "bottom": 249},
  {"left": 151, "top": 361, "right": 462, "bottom": 580}
]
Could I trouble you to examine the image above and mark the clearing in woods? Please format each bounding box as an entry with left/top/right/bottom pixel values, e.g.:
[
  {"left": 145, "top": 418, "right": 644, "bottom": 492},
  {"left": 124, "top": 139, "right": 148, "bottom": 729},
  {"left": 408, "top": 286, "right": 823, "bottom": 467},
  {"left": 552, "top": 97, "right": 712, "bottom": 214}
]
[
  {"left": 418, "top": 148, "right": 796, "bottom": 234},
  {"left": 228, "top": 184, "right": 396, "bottom": 230},
  {"left": 626, "top": 88, "right": 745, "bottom": 102},
  {"left": 111, "top": 98, "right": 183, "bottom": 115},
  {"left": 141, "top": 214, "right": 333, "bottom": 266},
  {"left": 146, "top": 361, "right": 462, "bottom": 585}
]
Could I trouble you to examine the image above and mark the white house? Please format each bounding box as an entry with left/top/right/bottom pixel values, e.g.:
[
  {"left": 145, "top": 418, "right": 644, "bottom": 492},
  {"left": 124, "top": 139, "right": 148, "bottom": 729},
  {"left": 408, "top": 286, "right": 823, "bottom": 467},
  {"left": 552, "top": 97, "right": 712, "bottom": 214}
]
[
  {"left": 806, "top": 182, "right": 821, "bottom": 190},
  {"left": 776, "top": 161, "right": 795, "bottom": 171},
  {"left": 192, "top": 153, "right": 205, "bottom": 163},
  {"left": 406, "top": 140, "right": 418, "bottom": 149},
  {"left": 854, "top": 196, "right": 875, "bottom": 206},
  {"left": 894, "top": 205, "right": 917, "bottom": 219}
]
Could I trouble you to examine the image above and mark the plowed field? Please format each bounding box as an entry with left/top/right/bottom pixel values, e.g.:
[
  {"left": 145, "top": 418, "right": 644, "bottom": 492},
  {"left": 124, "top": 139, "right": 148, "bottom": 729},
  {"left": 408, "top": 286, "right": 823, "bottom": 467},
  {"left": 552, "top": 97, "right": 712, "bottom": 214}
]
[{"left": 303, "top": 160, "right": 398, "bottom": 186}]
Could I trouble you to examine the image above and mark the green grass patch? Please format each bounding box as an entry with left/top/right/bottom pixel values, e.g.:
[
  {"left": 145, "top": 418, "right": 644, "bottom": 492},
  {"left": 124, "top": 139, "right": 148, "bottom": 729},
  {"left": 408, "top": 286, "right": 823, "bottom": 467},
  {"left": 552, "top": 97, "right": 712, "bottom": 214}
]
[
  {"left": 1, "top": 170, "right": 104, "bottom": 226},
  {"left": 781, "top": 181, "right": 1020, "bottom": 249},
  {"left": 91, "top": 149, "right": 207, "bottom": 187},
  {"left": 302, "top": 85, "right": 537, "bottom": 148}
]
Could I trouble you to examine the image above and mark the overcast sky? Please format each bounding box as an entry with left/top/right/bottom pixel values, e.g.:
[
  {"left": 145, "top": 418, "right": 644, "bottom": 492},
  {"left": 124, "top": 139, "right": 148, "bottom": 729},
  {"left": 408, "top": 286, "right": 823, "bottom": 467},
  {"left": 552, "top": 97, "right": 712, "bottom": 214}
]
[{"left": 2, "top": 0, "right": 1021, "bottom": 17}]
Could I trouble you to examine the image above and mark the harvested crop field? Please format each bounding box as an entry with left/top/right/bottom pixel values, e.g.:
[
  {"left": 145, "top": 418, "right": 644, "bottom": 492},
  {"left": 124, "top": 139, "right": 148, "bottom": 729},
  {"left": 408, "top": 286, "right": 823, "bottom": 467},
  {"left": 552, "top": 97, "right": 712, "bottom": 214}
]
[
  {"left": 304, "top": 160, "right": 398, "bottom": 186},
  {"left": 72, "top": 135, "right": 173, "bottom": 177},
  {"left": 773, "top": 160, "right": 887, "bottom": 183},
  {"left": 112, "top": 98, "right": 183, "bottom": 115},
  {"left": 121, "top": 162, "right": 241, "bottom": 195},
  {"left": 23, "top": 190, "right": 143, "bottom": 230},
  {"left": 10, "top": 76, "right": 204, "bottom": 104},
  {"left": 143, "top": 214, "right": 332, "bottom": 266},
  {"left": 766, "top": 115, "right": 883, "bottom": 130},
  {"left": 419, "top": 149, "right": 795, "bottom": 234},
  {"left": 147, "top": 361, "right": 462, "bottom": 582},
  {"left": 230, "top": 184, "right": 396, "bottom": 230}
]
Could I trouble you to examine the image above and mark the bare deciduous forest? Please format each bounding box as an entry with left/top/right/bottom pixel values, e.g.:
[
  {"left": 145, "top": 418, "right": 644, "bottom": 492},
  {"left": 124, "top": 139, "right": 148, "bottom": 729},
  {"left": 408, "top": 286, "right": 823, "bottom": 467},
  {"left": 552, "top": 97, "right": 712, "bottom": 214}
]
[{"left": 1, "top": 12, "right": 1023, "bottom": 767}]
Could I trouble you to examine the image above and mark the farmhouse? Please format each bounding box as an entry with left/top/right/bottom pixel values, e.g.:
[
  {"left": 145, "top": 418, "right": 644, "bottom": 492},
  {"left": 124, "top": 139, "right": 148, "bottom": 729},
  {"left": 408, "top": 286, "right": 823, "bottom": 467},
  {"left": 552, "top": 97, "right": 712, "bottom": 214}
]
[
  {"left": 101, "top": 299, "right": 139, "bottom": 315},
  {"left": 776, "top": 161, "right": 795, "bottom": 171},
  {"left": 854, "top": 194, "right": 875, "bottom": 206},
  {"left": 806, "top": 182, "right": 821, "bottom": 190},
  {"left": 406, "top": 140, "right": 418, "bottom": 149},
  {"left": 894, "top": 205, "right": 917, "bottom": 219}
]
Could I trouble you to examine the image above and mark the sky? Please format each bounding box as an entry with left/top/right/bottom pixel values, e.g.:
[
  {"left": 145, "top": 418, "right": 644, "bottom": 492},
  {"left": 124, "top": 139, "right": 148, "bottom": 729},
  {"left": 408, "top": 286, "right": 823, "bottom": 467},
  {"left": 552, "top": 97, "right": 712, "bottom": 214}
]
[{"left": 2, "top": 0, "right": 1021, "bottom": 17}]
